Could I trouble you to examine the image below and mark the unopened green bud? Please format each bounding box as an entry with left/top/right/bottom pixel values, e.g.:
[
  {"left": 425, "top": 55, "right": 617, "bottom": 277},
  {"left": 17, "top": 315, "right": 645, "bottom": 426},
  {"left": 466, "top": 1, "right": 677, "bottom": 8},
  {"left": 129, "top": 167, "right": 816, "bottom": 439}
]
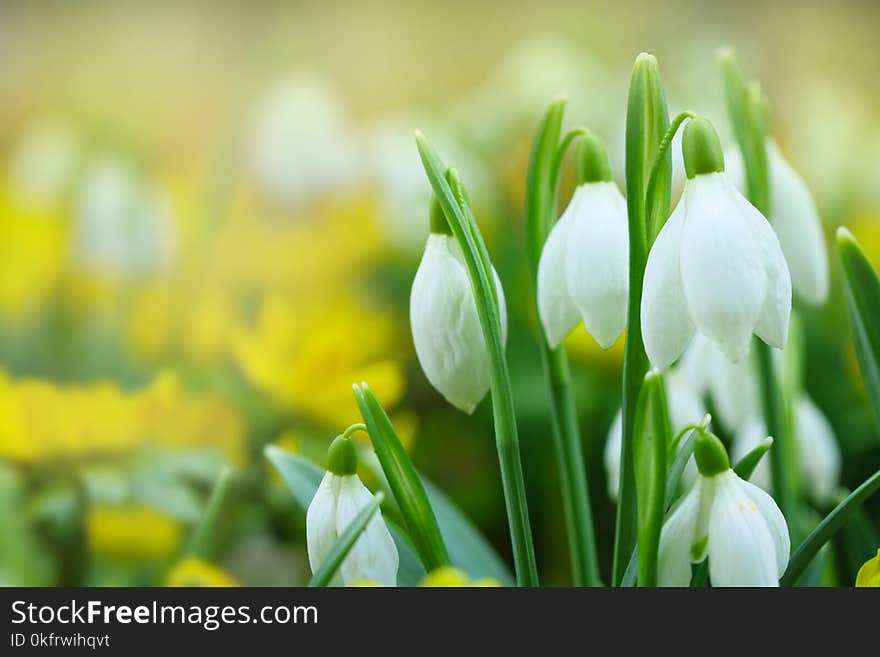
[
  {"left": 327, "top": 435, "right": 358, "bottom": 476},
  {"left": 429, "top": 195, "right": 452, "bottom": 235},
  {"left": 693, "top": 428, "right": 730, "bottom": 477},
  {"left": 682, "top": 117, "right": 725, "bottom": 179},
  {"left": 575, "top": 133, "right": 613, "bottom": 184}
]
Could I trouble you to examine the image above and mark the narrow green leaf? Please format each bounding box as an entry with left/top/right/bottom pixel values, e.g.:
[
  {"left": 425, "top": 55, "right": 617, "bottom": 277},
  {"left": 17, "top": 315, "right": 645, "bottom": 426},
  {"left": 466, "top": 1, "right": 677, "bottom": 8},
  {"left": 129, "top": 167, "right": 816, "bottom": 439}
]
[
  {"left": 264, "top": 446, "right": 426, "bottom": 586},
  {"left": 733, "top": 437, "right": 774, "bottom": 480},
  {"left": 525, "top": 97, "right": 565, "bottom": 269},
  {"left": 780, "top": 469, "right": 880, "bottom": 586},
  {"left": 187, "top": 466, "right": 235, "bottom": 559},
  {"left": 307, "top": 493, "right": 383, "bottom": 587},
  {"left": 634, "top": 371, "right": 670, "bottom": 587},
  {"left": 621, "top": 421, "right": 701, "bottom": 588},
  {"left": 838, "top": 227, "right": 880, "bottom": 433},
  {"left": 416, "top": 132, "right": 539, "bottom": 586},
  {"left": 353, "top": 382, "right": 449, "bottom": 571},
  {"left": 614, "top": 52, "right": 670, "bottom": 586},
  {"left": 645, "top": 111, "right": 696, "bottom": 243}
]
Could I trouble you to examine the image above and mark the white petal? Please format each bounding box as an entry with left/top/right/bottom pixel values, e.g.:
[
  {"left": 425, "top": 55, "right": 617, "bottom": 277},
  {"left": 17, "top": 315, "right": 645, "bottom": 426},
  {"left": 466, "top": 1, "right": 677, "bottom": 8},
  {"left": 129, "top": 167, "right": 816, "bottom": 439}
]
[
  {"left": 603, "top": 410, "right": 623, "bottom": 501},
  {"left": 738, "top": 474, "right": 791, "bottom": 578},
  {"left": 410, "top": 234, "right": 491, "bottom": 413},
  {"left": 680, "top": 173, "right": 767, "bottom": 363},
  {"left": 537, "top": 188, "right": 583, "bottom": 348},
  {"left": 734, "top": 181, "right": 791, "bottom": 349},
  {"left": 767, "top": 141, "right": 829, "bottom": 305},
  {"left": 658, "top": 477, "right": 713, "bottom": 586},
  {"left": 565, "top": 182, "right": 629, "bottom": 348},
  {"left": 335, "top": 475, "right": 399, "bottom": 586},
  {"left": 706, "top": 341, "right": 759, "bottom": 433},
  {"left": 731, "top": 417, "right": 772, "bottom": 492},
  {"left": 795, "top": 397, "right": 841, "bottom": 505},
  {"left": 306, "top": 472, "right": 345, "bottom": 587},
  {"left": 707, "top": 471, "right": 781, "bottom": 586},
  {"left": 641, "top": 196, "right": 694, "bottom": 369}
]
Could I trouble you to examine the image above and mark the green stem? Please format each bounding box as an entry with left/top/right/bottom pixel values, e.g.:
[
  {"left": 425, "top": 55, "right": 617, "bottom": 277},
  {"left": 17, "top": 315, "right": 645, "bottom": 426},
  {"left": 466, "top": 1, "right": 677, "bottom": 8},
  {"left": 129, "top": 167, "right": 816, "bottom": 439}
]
[
  {"left": 188, "top": 467, "right": 235, "bottom": 560},
  {"left": 524, "top": 101, "right": 600, "bottom": 586},
  {"left": 780, "top": 469, "right": 880, "bottom": 586},
  {"left": 416, "top": 133, "right": 539, "bottom": 586}
]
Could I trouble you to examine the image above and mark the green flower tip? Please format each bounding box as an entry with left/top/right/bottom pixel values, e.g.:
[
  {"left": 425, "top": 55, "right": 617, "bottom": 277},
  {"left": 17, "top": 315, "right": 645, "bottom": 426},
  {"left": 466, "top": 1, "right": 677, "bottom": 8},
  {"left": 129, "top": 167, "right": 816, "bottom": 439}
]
[
  {"left": 716, "top": 45, "right": 736, "bottom": 64},
  {"left": 575, "top": 132, "right": 613, "bottom": 184},
  {"left": 634, "top": 52, "right": 657, "bottom": 67},
  {"left": 693, "top": 428, "right": 730, "bottom": 477},
  {"left": 682, "top": 117, "right": 725, "bottom": 179},
  {"left": 327, "top": 435, "right": 358, "bottom": 476},
  {"left": 836, "top": 226, "right": 857, "bottom": 249},
  {"left": 430, "top": 195, "right": 452, "bottom": 235}
]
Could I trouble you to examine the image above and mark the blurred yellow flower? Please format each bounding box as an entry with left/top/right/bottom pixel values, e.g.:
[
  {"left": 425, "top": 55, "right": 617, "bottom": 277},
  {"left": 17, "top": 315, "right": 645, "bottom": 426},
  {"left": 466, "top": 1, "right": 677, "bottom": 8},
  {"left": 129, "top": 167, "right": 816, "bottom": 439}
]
[
  {"left": 234, "top": 295, "right": 405, "bottom": 426},
  {"left": 87, "top": 505, "right": 183, "bottom": 561},
  {"left": 856, "top": 548, "right": 880, "bottom": 587},
  {"left": 0, "top": 185, "right": 67, "bottom": 320},
  {"left": 419, "top": 566, "right": 500, "bottom": 587},
  {"left": 166, "top": 557, "right": 239, "bottom": 587},
  {"left": 0, "top": 369, "right": 246, "bottom": 465}
]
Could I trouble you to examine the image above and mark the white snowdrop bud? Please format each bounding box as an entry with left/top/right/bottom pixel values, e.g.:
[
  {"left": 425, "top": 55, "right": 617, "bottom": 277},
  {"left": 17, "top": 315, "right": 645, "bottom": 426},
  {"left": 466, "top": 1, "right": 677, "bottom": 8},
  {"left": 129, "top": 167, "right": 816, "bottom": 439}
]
[
  {"left": 537, "top": 133, "right": 628, "bottom": 349},
  {"left": 410, "top": 201, "right": 507, "bottom": 413},
  {"left": 641, "top": 118, "right": 791, "bottom": 369},
  {"left": 306, "top": 435, "right": 399, "bottom": 586}
]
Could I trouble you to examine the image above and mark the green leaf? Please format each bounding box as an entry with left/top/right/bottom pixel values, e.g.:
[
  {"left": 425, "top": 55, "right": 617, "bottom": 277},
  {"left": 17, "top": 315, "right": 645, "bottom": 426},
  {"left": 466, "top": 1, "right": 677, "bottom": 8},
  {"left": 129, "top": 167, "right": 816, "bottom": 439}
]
[
  {"left": 634, "top": 370, "right": 670, "bottom": 587},
  {"left": 613, "top": 52, "right": 670, "bottom": 586},
  {"left": 264, "top": 446, "right": 426, "bottom": 586},
  {"left": 525, "top": 97, "right": 565, "bottom": 270},
  {"left": 307, "top": 493, "right": 383, "bottom": 587},
  {"left": 416, "top": 133, "right": 538, "bottom": 586},
  {"left": 838, "top": 227, "right": 880, "bottom": 434},
  {"left": 733, "top": 437, "right": 774, "bottom": 481},
  {"left": 780, "top": 469, "right": 880, "bottom": 586},
  {"left": 187, "top": 467, "right": 235, "bottom": 560},
  {"left": 353, "top": 382, "right": 449, "bottom": 571}
]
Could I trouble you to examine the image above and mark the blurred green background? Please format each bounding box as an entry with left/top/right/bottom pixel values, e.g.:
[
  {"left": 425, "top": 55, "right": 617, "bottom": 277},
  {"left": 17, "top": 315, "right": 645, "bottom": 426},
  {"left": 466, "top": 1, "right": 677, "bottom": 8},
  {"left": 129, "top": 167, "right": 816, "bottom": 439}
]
[{"left": 1, "top": 0, "right": 878, "bottom": 586}]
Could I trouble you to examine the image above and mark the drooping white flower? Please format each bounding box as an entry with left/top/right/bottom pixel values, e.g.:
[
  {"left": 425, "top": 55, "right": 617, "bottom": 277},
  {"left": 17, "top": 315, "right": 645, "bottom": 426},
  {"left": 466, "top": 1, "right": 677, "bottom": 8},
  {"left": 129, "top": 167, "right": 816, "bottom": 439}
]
[
  {"left": 410, "top": 231, "right": 507, "bottom": 413},
  {"left": 249, "top": 76, "right": 359, "bottom": 203},
  {"left": 74, "top": 158, "right": 176, "bottom": 278},
  {"left": 677, "top": 333, "right": 759, "bottom": 434},
  {"left": 537, "top": 134, "right": 628, "bottom": 349},
  {"left": 658, "top": 429, "right": 789, "bottom": 587},
  {"left": 732, "top": 396, "right": 841, "bottom": 505},
  {"left": 306, "top": 435, "right": 399, "bottom": 586},
  {"left": 604, "top": 371, "right": 705, "bottom": 500},
  {"left": 641, "top": 118, "right": 791, "bottom": 369},
  {"left": 726, "top": 141, "right": 828, "bottom": 305}
]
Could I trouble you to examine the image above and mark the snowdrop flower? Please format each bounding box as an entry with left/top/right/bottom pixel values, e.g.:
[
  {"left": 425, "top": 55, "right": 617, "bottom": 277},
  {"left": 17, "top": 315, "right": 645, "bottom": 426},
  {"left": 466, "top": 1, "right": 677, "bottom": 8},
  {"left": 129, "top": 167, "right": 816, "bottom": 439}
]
[
  {"left": 726, "top": 141, "right": 828, "bottom": 305},
  {"left": 410, "top": 201, "right": 507, "bottom": 413},
  {"left": 249, "top": 76, "right": 359, "bottom": 203},
  {"left": 604, "top": 371, "right": 705, "bottom": 500},
  {"left": 658, "top": 428, "right": 789, "bottom": 587},
  {"left": 641, "top": 118, "right": 791, "bottom": 369},
  {"left": 677, "top": 333, "right": 758, "bottom": 434},
  {"left": 732, "top": 397, "right": 841, "bottom": 505},
  {"left": 307, "top": 434, "right": 398, "bottom": 586},
  {"left": 538, "top": 133, "right": 628, "bottom": 349},
  {"left": 74, "top": 158, "right": 176, "bottom": 278}
]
